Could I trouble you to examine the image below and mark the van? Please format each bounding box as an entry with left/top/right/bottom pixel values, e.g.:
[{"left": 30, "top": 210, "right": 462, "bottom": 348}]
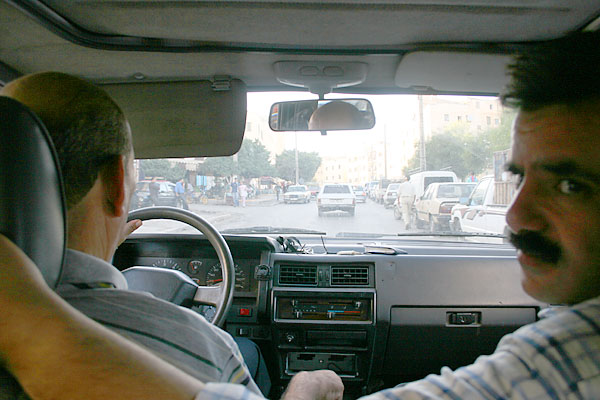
[{"left": 409, "top": 171, "right": 458, "bottom": 199}]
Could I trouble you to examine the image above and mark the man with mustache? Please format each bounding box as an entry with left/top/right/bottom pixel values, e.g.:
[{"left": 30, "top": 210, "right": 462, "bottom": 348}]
[
  {"left": 358, "top": 30, "right": 600, "bottom": 399},
  {"left": 1, "top": 30, "right": 600, "bottom": 399}
]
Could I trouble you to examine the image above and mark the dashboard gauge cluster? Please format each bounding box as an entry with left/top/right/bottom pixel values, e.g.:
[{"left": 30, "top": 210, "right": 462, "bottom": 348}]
[
  {"left": 205, "top": 263, "right": 248, "bottom": 291},
  {"left": 145, "top": 257, "right": 254, "bottom": 292}
]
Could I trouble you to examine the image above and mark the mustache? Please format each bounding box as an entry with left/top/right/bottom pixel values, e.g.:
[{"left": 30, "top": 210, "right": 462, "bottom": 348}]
[{"left": 509, "top": 230, "right": 562, "bottom": 264}]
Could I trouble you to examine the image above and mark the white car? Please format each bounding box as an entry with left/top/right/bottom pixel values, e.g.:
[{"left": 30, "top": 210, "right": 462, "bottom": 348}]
[
  {"left": 317, "top": 184, "right": 356, "bottom": 216},
  {"left": 352, "top": 185, "right": 367, "bottom": 203},
  {"left": 450, "top": 176, "right": 511, "bottom": 236},
  {"left": 283, "top": 185, "right": 311, "bottom": 204},
  {"left": 414, "top": 182, "right": 476, "bottom": 231},
  {"left": 383, "top": 183, "right": 401, "bottom": 207}
]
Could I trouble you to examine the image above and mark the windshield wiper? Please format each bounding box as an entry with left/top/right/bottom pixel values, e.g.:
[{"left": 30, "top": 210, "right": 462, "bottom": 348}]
[
  {"left": 396, "top": 231, "right": 506, "bottom": 238},
  {"left": 336, "top": 232, "right": 392, "bottom": 239},
  {"left": 221, "top": 226, "right": 326, "bottom": 235},
  {"left": 336, "top": 231, "right": 506, "bottom": 239}
]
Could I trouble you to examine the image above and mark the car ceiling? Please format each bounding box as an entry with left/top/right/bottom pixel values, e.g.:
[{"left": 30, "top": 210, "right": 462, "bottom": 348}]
[{"left": 2, "top": 1, "right": 599, "bottom": 91}]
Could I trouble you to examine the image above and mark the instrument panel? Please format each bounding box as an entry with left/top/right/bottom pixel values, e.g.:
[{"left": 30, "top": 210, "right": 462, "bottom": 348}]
[{"left": 136, "top": 256, "right": 258, "bottom": 293}]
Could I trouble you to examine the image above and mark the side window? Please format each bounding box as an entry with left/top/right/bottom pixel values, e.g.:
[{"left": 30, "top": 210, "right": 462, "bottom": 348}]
[
  {"left": 422, "top": 185, "right": 433, "bottom": 200},
  {"left": 469, "top": 179, "right": 491, "bottom": 206}
]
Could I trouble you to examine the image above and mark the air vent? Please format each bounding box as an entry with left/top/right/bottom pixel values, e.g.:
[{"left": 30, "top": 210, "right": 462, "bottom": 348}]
[
  {"left": 279, "top": 265, "right": 317, "bottom": 285},
  {"left": 331, "top": 265, "right": 369, "bottom": 286}
]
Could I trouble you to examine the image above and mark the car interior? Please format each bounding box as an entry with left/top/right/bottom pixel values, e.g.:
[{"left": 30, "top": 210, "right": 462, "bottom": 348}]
[{"left": 2, "top": 1, "right": 600, "bottom": 398}]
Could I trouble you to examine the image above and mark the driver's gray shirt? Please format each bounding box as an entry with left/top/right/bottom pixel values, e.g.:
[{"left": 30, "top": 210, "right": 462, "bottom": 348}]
[{"left": 56, "top": 249, "right": 261, "bottom": 394}]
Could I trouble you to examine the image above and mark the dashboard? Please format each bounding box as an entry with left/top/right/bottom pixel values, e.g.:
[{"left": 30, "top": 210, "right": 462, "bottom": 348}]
[{"left": 114, "top": 233, "right": 544, "bottom": 398}]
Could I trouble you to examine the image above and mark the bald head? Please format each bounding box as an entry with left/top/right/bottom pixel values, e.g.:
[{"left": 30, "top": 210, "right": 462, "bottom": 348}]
[
  {"left": 1, "top": 72, "right": 132, "bottom": 208},
  {"left": 308, "top": 101, "right": 361, "bottom": 130}
]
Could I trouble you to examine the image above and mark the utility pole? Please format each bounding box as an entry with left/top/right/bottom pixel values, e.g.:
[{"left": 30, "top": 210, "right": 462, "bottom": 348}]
[
  {"left": 418, "top": 95, "right": 426, "bottom": 171},
  {"left": 294, "top": 131, "right": 299, "bottom": 184},
  {"left": 383, "top": 124, "right": 388, "bottom": 179}
]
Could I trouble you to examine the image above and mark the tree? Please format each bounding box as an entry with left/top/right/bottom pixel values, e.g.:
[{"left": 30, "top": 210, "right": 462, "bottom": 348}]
[
  {"left": 196, "top": 139, "right": 274, "bottom": 178},
  {"left": 406, "top": 110, "right": 515, "bottom": 179},
  {"left": 275, "top": 150, "right": 321, "bottom": 183},
  {"left": 236, "top": 139, "right": 275, "bottom": 178},
  {"left": 139, "top": 159, "right": 186, "bottom": 182},
  {"left": 197, "top": 156, "right": 236, "bottom": 177}
]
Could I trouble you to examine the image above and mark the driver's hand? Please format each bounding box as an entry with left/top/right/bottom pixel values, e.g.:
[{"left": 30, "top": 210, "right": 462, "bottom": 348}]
[
  {"left": 282, "top": 370, "right": 344, "bottom": 400},
  {"left": 118, "top": 219, "right": 142, "bottom": 246}
]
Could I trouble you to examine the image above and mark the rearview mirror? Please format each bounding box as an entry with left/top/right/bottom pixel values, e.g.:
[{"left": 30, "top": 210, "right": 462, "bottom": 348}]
[{"left": 269, "top": 99, "right": 375, "bottom": 132}]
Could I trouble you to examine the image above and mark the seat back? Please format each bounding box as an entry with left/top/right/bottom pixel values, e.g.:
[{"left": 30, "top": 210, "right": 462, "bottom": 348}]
[
  {"left": 0, "top": 96, "right": 66, "bottom": 288},
  {"left": 0, "top": 96, "right": 67, "bottom": 398}
]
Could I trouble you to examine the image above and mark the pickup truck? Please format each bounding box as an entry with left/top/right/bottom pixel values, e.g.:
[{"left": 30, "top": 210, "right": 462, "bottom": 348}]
[{"left": 450, "top": 176, "right": 514, "bottom": 236}]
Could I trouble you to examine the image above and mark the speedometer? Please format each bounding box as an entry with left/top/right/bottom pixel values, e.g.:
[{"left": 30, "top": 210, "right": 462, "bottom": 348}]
[
  {"left": 205, "top": 264, "right": 248, "bottom": 291},
  {"left": 151, "top": 259, "right": 181, "bottom": 271}
]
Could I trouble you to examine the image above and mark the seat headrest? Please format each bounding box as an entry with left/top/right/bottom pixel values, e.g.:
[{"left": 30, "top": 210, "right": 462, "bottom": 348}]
[{"left": 0, "top": 96, "right": 66, "bottom": 288}]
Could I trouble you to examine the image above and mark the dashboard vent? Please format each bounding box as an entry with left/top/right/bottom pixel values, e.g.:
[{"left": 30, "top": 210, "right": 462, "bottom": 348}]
[
  {"left": 331, "top": 265, "right": 369, "bottom": 286},
  {"left": 279, "top": 265, "right": 317, "bottom": 285}
]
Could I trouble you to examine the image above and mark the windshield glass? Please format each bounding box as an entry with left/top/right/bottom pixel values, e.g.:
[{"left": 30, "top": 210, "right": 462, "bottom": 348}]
[
  {"left": 133, "top": 92, "right": 516, "bottom": 242},
  {"left": 437, "top": 184, "right": 477, "bottom": 198},
  {"left": 322, "top": 185, "right": 351, "bottom": 194}
]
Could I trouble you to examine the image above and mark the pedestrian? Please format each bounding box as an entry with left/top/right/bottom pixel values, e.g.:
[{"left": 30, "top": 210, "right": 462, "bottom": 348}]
[
  {"left": 175, "top": 178, "right": 189, "bottom": 210},
  {"left": 275, "top": 184, "right": 281, "bottom": 201},
  {"left": 230, "top": 178, "right": 239, "bottom": 207},
  {"left": 149, "top": 177, "right": 160, "bottom": 206},
  {"left": 239, "top": 181, "right": 248, "bottom": 208},
  {"left": 397, "top": 176, "right": 416, "bottom": 230},
  {"left": 466, "top": 171, "right": 478, "bottom": 182}
]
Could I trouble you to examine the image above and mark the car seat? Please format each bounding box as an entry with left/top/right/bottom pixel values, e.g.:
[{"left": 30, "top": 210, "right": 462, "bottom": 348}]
[{"left": 0, "top": 95, "right": 67, "bottom": 398}]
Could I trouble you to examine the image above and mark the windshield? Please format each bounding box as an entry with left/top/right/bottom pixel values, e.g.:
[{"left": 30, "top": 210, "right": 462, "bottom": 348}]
[
  {"left": 322, "top": 185, "right": 351, "bottom": 194},
  {"left": 437, "top": 184, "right": 476, "bottom": 198},
  {"left": 133, "top": 92, "right": 516, "bottom": 242}
]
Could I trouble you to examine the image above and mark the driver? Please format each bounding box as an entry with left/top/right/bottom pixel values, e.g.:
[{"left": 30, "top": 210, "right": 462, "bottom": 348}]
[{"left": 0, "top": 72, "right": 270, "bottom": 394}]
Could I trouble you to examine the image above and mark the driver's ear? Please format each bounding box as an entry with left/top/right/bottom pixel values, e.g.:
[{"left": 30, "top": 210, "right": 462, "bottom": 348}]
[{"left": 99, "top": 155, "right": 127, "bottom": 218}]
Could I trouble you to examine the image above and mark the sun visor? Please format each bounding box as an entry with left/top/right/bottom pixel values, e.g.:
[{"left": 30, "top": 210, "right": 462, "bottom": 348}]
[
  {"left": 103, "top": 79, "right": 247, "bottom": 158},
  {"left": 395, "top": 52, "right": 511, "bottom": 94}
]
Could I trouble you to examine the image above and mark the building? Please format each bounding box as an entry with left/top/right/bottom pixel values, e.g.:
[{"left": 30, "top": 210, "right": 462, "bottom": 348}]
[{"left": 423, "top": 96, "right": 503, "bottom": 139}]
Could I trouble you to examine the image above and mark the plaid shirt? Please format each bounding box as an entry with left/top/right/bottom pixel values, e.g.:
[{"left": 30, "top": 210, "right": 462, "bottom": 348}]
[{"left": 198, "top": 296, "right": 600, "bottom": 399}]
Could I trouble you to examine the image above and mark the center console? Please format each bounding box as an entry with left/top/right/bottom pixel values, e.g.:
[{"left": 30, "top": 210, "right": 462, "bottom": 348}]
[{"left": 270, "top": 260, "right": 377, "bottom": 396}]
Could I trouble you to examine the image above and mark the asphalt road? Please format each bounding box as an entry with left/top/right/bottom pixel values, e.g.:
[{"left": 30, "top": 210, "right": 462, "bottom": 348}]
[{"left": 135, "top": 196, "right": 408, "bottom": 237}]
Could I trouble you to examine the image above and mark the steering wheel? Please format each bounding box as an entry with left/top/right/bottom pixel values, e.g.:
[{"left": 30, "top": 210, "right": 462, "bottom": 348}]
[{"left": 127, "top": 207, "right": 235, "bottom": 326}]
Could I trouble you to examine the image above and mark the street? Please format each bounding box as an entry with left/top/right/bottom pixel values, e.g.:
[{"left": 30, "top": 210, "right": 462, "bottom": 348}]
[{"left": 136, "top": 194, "right": 409, "bottom": 236}]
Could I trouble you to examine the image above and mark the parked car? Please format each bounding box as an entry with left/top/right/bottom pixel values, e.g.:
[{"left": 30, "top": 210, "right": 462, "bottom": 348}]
[
  {"left": 450, "top": 176, "right": 513, "bottom": 236},
  {"left": 317, "top": 184, "right": 356, "bottom": 216},
  {"left": 368, "top": 181, "right": 380, "bottom": 201},
  {"left": 130, "top": 180, "right": 178, "bottom": 210},
  {"left": 352, "top": 185, "right": 367, "bottom": 203},
  {"left": 383, "top": 183, "right": 401, "bottom": 207},
  {"left": 413, "top": 182, "right": 476, "bottom": 231},
  {"left": 375, "top": 179, "right": 392, "bottom": 203},
  {"left": 365, "top": 181, "right": 379, "bottom": 200},
  {"left": 283, "top": 185, "right": 311, "bottom": 204}
]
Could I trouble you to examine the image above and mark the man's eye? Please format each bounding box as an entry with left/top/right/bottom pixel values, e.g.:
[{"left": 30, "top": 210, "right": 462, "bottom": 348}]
[{"left": 557, "top": 180, "right": 585, "bottom": 194}]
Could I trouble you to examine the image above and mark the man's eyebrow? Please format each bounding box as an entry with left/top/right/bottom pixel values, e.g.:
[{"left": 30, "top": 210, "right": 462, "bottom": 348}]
[
  {"left": 535, "top": 160, "right": 600, "bottom": 184},
  {"left": 505, "top": 162, "right": 523, "bottom": 175}
]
